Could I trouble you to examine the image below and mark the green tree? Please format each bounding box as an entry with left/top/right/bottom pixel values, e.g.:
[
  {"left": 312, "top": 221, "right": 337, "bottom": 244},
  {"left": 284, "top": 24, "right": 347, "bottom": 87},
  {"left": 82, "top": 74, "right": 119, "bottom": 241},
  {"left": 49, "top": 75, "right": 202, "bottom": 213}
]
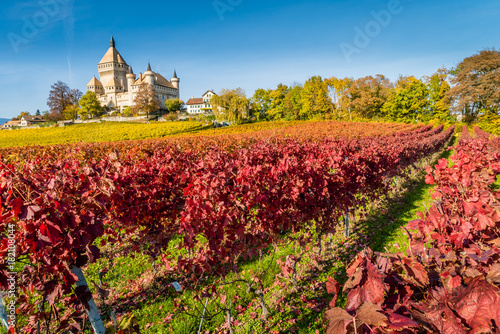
[
  {"left": 447, "top": 49, "right": 500, "bottom": 123},
  {"left": 165, "top": 98, "right": 184, "bottom": 113},
  {"left": 211, "top": 88, "right": 249, "bottom": 124},
  {"left": 381, "top": 76, "right": 429, "bottom": 122},
  {"left": 299, "top": 76, "right": 332, "bottom": 120},
  {"left": 35, "top": 109, "right": 41, "bottom": 116},
  {"left": 63, "top": 104, "right": 81, "bottom": 120},
  {"left": 283, "top": 84, "right": 304, "bottom": 121},
  {"left": 425, "top": 69, "right": 452, "bottom": 122},
  {"left": 79, "top": 91, "right": 103, "bottom": 119},
  {"left": 345, "top": 75, "right": 392, "bottom": 120},
  {"left": 251, "top": 88, "right": 272, "bottom": 120},
  {"left": 267, "top": 84, "right": 289, "bottom": 120}
]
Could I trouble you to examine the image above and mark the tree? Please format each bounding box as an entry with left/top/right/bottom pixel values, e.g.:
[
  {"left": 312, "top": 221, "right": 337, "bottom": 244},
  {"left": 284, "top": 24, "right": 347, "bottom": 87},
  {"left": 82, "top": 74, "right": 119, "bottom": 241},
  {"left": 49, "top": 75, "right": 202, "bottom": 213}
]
[
  {"left": 251, "top": 88, "right": 272, "bottom": 120},
  {"left": 35, "top": 109, "right": 41, "bottom": 116},
  {"left": 381, "top": 76, "right": 429, "bottom": 122},
  {"left": 211, "top": 88, "right": 249, "bottom": 124},
  {"left": 79, "top": 91, "right": 103, "bottom": 119},
  {"left": 345, "top": 75, "right": 392, "bottom": 120},
  {"left": 47, "top": 81, "right": 82, "bottom": 121},
  {"left": 325, "top": 77, "right": 353, "bottom": 119},
  {"left": 425, "top": 69, "right": 453, "bottom": 122},
  {"left": 165, "top": 98, "right": 184, "bottom": 113},
  {"left": 283, "top": 84, "right": 304, "bottom": 121},
  {"left": 299, "top": 76, "right": 332, "bottom": 120},
  {"left": 267, "top": 84, "right": 289, "bottom": 120},
  {"left": 447, "top": 49, "right": 500, "bottom": 123},
  {"left": 19, "top": 111, "right": 30, "bottom": 117},
  {"left": 132, "top": 84, "right": 161, "bottom": 117},
  {"left": 62, "top": 104, "right": 81, "bottom": 120}
]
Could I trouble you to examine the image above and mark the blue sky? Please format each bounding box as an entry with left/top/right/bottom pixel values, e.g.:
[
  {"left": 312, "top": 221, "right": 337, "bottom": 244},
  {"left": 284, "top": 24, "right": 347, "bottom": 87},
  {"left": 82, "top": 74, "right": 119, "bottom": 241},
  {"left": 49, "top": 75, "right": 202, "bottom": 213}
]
[{"left": 0, "top": 0, "right": 499, "bottom": 118}]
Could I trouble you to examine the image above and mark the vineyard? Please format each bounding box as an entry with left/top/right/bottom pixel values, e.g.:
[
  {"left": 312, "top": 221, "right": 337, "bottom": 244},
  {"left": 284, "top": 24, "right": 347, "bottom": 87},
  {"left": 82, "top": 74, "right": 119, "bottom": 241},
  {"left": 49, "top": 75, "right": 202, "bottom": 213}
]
[{"left": 2, "top": 120, "right": 497, "bottom": 333}]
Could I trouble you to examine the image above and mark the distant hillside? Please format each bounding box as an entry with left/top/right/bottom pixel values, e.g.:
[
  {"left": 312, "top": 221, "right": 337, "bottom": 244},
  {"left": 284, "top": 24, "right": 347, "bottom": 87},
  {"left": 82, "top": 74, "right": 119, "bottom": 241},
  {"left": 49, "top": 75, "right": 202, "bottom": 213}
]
[{"left": 0, "top": 118, "right": 10, "bottom": 125}]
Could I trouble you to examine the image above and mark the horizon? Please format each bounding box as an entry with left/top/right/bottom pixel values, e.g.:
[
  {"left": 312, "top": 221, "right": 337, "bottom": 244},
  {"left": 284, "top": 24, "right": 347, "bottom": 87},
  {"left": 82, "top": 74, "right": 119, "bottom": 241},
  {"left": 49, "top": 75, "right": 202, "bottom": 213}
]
[{"left": 0, "top": 0, "right": 499, "bottom": 118}]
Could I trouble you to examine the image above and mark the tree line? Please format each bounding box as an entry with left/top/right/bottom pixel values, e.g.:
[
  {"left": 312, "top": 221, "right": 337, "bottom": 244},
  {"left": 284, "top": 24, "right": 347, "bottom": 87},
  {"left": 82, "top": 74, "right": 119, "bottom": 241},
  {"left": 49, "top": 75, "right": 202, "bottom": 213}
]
[{"left": 211, "top": 49, "right": 500, "bottom": 127}]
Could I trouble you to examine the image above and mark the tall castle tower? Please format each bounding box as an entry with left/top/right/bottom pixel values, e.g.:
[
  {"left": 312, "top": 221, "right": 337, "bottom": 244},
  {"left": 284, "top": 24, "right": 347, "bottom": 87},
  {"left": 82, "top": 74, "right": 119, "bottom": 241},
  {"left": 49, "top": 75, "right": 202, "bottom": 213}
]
[
  {"left": 98, "top": 36, "right": 129, "bottom": 91},
  {"left": 171, "top": 70, "right": 180, "bottom": 99}
]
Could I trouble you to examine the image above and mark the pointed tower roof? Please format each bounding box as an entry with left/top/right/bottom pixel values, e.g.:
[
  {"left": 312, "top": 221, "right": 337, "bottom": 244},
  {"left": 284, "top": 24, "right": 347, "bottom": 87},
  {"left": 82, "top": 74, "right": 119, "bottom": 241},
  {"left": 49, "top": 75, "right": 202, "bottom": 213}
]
[
  {"left": 99, "top": 37, "right": 127, "bottom": 64},
  {"left": 147, "top": 61, "right": 152, "bottom": 71},
  {"left": 105, "top": 77, "right": 121, "bottom": 87},
  {"left": 87, "top": 76, "right": 103, "bottom": 87},
  {"left": 173, "top": 69, "right": 178, "bottom": 79}
]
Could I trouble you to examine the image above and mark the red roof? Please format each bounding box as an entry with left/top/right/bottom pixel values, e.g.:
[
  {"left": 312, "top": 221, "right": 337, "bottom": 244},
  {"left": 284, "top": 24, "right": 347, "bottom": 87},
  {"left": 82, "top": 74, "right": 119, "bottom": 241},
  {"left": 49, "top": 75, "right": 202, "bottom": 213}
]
[{"left": 186, "top": 98, "right": 204, "bottom": 105}]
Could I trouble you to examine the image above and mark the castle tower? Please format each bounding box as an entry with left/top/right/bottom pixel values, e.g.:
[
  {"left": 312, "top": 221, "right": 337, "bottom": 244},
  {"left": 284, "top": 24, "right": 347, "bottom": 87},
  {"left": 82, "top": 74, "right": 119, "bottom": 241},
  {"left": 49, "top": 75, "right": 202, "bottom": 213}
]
[
  {"left": 126, "top": 65, "right": 136, "bottom": 106},
  {"left": 171, "top": 70, "right": 180, "bottom": 99},
  {"left": 143, "top": 61, "right": 154, "bottom": 86},
  {"left": 86, "top": 76, "right": 104, "bottom": 95},
  {"left": 98, "top": 36, "right": 129, "bottom": 91}
]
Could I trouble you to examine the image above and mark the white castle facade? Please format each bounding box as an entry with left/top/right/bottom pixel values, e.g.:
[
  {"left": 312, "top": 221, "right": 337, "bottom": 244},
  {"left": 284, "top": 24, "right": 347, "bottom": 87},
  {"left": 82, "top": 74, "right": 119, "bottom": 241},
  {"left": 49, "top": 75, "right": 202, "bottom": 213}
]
[{"left": 86, "top": 37, "right": 180, "bottom": 111}]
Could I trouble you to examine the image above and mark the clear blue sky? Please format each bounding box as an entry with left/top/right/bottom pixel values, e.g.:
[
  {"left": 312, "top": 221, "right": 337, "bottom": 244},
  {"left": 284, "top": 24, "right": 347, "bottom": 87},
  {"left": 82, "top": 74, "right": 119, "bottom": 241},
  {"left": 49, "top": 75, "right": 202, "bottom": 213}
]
[{"left": 0, "top": 0, "right": 499, "bottom": 118}]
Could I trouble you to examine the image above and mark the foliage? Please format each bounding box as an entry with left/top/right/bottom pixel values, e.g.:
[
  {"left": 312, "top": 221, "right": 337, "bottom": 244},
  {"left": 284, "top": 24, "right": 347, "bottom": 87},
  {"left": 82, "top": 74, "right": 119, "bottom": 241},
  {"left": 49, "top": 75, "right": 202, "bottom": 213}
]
[
  {"left": 325, "top": 77, "right": 354, "bottom": 119},
  {"left": 381, "top": 76, "right": 429, "bottom": 122},
  {"left": 47, "top": 81, "right": 82, "bottom": 121},
  {"left": 345, "top": 75, "right": 392, "bottom": 120},
  {"left": 132, "top": 84, "right": 161, "bottom": 117},
  {"left": 211, "top": 88, "right": 250, "bottom": 124},
  {"left": 164, "top": 98, "right": 184, "bottom": 113},
  {"left": 448, "top": 48, "right": 500, "bottom": 123},
  {"left": 79, "top": 91, "right": 103, "bottom": 119},
  {"left": 425, "top": 69, "right": 453, "bottom": 122},
  {"left": 62, "top": 103, "right": 81, "bottom": 120},
  {"left": 299, "top": 76, "right": 332, "bottom": 120},
  {"left": 325, "top": 127, "right": 500, "bottom": 333}
]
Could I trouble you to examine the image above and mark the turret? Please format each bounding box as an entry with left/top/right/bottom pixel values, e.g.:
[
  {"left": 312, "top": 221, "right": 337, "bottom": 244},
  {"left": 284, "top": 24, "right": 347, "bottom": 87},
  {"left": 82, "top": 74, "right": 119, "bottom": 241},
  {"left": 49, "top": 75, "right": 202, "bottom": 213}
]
[
  {"left": 126, "top": 65, "right": 136, "bottom": 105},
  {"left": 144, "top": 61, "right": 154, "bottom": 86},
  {"left": 171, "top": 69, "right": 180, "bottom": 99}
]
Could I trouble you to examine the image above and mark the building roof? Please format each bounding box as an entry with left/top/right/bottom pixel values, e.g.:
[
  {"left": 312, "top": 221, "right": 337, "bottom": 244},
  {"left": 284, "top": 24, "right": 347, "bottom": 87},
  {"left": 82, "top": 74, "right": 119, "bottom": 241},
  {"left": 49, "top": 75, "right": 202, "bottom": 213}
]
[
  {"left": 87, "top": 76, "right": 103, "bottom": 87},
  {"left": 202, "top": 90, "right": 216, "bottom": 97},
  {"left": 99, "top": 47, "right": 127, "bottom": 64},
  {"left": 22, "top": 115, "right": 44, "bottom": 122},
  {"left": 3, "top": 120, "right": 21, "bottom": 126},
  {"left": 132, "top": 72, "right": 177, "bottom": 89},
  {"left": 173, "top": 70, "right": 178, "bottom": 79},
  {"left": 186, "top": 98, "right": 204, "bottom": 105},
  {"left": 105, "top": 77, "right": 122, "bottom": 87},
  {"left": 147, "top": 62, "right": 152, "bottom": 71}
]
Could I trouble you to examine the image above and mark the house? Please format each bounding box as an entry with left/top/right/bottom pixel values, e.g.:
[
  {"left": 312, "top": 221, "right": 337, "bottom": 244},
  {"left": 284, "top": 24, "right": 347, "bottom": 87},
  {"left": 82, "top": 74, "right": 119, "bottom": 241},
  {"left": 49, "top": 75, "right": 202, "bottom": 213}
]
[
  {"left": 20, "top": 115, "right": 44, "bottom": 126},
  {"left": 2, "top": 120, "right": 21, "bottom": 129},
  {"left": 186, "top": 90, "right": 217, "bottom": 114},
  {"left": 86, "top": 36, "right": 180, "bottom": 112}
]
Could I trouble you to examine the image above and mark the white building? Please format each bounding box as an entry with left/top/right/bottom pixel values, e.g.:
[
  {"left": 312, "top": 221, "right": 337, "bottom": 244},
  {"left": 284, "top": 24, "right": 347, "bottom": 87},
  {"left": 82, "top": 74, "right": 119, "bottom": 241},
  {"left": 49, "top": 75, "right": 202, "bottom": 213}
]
[
  {"left": 86, "top": 36, "right": 180, "bottom": 112},
  {"left": 186, "top": 90, "right": 216, "bottom": 114}
]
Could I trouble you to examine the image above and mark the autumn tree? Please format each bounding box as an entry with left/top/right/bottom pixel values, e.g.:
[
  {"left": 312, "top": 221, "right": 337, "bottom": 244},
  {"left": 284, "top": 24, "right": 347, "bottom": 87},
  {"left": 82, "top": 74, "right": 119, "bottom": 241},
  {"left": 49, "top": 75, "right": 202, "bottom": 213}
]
[
  {"left": 447, "top": 49, "right": 500, "bottom": 123},
  {"left": 132, "top": 84, "right": 161, "bottom": 117},
  {"left": 299, "top": 76, "right": 332, "bottom": 120},
  {"left": 47, "top": 81, "right": 82, "bottom": 121},
  {"left": 62, "top": 104, "right": 81, "bottom": 120},
  {"left": 345, "top": 75, "right": 392, "bottom": 120},
  {"left": 79, "top": 91, "right": 103, "bottom": 119},
  {"left": 325, "top": 77, "right": 353, "bottom": 119},
  {"left": 211, "top": 88, "right": 249, "bottom": 124},
  {"left": 165, "top": 98, "right": 184, "bottom": 113},
  {"left": 381, "top": 76, "right": 429, "bottom": 122}
]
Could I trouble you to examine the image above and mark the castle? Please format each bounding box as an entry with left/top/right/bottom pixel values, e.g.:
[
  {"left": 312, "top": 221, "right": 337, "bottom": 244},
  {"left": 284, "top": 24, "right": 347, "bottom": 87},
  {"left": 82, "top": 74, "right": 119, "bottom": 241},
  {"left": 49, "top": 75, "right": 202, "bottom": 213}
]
[{"left": 86, "top": 36, "right": 180, "bottom": 111}]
